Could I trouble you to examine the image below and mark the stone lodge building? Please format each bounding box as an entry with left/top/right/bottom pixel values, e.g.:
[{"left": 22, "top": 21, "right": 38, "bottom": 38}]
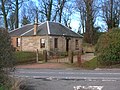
[{"left": 9, "top": 21, "right": 83, "bottom": 52}]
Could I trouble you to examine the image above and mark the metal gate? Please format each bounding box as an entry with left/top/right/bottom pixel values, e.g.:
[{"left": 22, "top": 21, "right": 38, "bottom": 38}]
[{"left": 47, "top": 51, "right": 78, "bottom": 63}]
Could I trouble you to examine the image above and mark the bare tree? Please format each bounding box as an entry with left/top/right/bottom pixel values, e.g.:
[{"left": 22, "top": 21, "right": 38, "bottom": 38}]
[
  {"left": 84, "top": 0, "right": 94, "bottom": 44},
  {"left": 57, "top": 0, "right": 67, "bottom": 23},
  {"left": 101, "top": 0, "right": 120, "bottom": 31},
  {"left": 20, "top": 0, "right": 48, "bottom": 24},
  {"left": 38, "top": 0, "right": 53, "bottom": 21},
  {"left": 0, "top": 0, "right": 11, "bottom": 30},
  {"left": 76, "top": 0, "right": 100, "bottom": 44},
  {"left": 15, "top": 0, "right": 19, "bottom": 28},
  {"left": 37, "top": 0, "right": 68, "bottom": 23},
  {"left": 23, "top": 1, "right": 39, "bottom": 23},
  {"left": 8, "top": 0, "right": 29, "bottom": 28},
  {"left": 8, "top": 12, "right": 15, "bottom": 30},
  {"left": 0, "top": 0, "right": 28, "bottom": 30},
  {"left": 62, "top": 2, "right": 73, "bottom": 28},
  {"left": 76, "top": 0, "right": 86, "bottom": 33}
]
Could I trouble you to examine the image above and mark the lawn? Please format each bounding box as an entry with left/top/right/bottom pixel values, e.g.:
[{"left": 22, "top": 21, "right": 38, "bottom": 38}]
[
  {"left": 14, "top": 51, "right": 45, "bottom": 64},
  {"left": 14, "top": 51, "right": 36, "bottom": 64}
]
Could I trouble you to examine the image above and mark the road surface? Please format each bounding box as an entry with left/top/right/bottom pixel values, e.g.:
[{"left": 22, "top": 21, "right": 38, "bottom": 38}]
[{"left": 10, "top": 69, "right": 120, "bottom": 90}]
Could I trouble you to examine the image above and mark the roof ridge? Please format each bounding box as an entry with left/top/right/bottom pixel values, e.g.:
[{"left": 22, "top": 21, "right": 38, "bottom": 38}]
[
  {"left": 49, "top": 21, "right": 83, "bottom": 38},
  {"left": 57, "top": 22, "right": 83, "bottom": 37},
  {"left": 20, "top": 28, "right": 33, "bottom": 36},
  {"left": 47, "top": 21, "right": 81, "bottom": 36},
  {"left": 9, "top": 24, "right": 33, "bottom": 33},
  {"left": 46, "top": 21, "right": 72, "bottom": 31},
  {"left": 21, "top": 24, "right": 42, "bottom": 36},
  {"left": 38, "top": 21, "right": 47, "bottom": 28},
  {"left": 10, "top": 21, "right": 83, "bottom": 38},
  {"left": 47, "top": 21, "right": 50, "bottom": 34}
]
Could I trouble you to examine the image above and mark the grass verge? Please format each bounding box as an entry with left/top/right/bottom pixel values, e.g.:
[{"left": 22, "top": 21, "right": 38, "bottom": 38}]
[
  {"left": 80, "top": 57, "right": 98, "bottom": 69},
  {"left": 79, "top": 57, "right": 120, "bottom": 69}
]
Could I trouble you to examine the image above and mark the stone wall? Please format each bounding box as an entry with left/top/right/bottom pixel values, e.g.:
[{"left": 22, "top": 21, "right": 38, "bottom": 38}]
[
  {"left": 11, "top": 37, "right": 21, "bottom": 51},
  {"left": 21, "top": 36, "right": 50, "bottom": 52},
  {"left": 49, "top": 36, "right": 82, "bottom": 52},
  {"left": 11, "top": 35, "right": 82, "bottom": 52}
]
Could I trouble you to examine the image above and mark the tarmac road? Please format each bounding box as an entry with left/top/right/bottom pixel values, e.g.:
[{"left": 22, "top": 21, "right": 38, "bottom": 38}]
[{"left": 11, "top": 69, "right": 120, "bottom": 90}]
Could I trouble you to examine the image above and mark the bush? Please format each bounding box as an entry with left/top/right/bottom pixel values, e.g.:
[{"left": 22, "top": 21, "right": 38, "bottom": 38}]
[
  {"left": 0, "top": 28, "right": 15, "bottom": 69},
  {"left": 95, "top": 28, "right": 120, "bottom": 66},
  {"left": 0, "top": 28, "right": 15, "bottom": 89}
]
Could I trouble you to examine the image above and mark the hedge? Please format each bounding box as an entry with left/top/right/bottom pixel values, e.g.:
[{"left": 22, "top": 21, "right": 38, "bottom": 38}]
[{"left": 95, "top": 28, "right": 120, "bottom": 66}]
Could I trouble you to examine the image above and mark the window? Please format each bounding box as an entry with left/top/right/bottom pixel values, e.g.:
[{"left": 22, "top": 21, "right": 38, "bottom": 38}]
[
  {"left": 54, "top": 38, "right": 58, "bottom": 48},
  {"left": 16, "top": 38, "right": 20, "bottom": 47},
  {"left": 75, "top": 39, "right": 79, "bottom": 50},
  {"left": 40, "top": 38, "right": 45, "bottom": 48}
]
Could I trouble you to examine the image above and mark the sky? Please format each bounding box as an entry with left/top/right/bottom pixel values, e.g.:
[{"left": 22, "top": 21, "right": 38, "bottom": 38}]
[{"left": 70, "top": 13, "right": 80, "bottom": 32}]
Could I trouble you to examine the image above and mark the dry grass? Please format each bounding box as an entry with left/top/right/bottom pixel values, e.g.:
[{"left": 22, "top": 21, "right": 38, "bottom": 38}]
[{"left": 11, "top": 78, "right": 26, "bottom": 90}]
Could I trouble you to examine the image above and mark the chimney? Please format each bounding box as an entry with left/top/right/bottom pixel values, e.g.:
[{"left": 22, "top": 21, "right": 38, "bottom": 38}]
[{"left": 34, "top": 18, "right": 38, "bottom": 35}]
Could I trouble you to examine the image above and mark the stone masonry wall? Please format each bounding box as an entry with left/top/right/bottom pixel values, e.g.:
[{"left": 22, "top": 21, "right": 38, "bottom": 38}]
[
  {"left": 11, "top": 37, "right": 21, "bottom": 51},
  {"left": 21, "top": 36, "right": 50, "bottom": 52},
  {"left": 12, "top": 35, "right": 82, "bottom": 52},
  {"left": 49, "top": 36, "right": 82, "bottom": 52}
]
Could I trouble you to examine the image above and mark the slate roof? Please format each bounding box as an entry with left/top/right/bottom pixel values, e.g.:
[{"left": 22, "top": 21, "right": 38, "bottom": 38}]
[
  {"left": 9, "top": 21, "right": 83, "bottom": 38},
  {"left": 9, "top": 24, "right": 34, "bottom": 36}
]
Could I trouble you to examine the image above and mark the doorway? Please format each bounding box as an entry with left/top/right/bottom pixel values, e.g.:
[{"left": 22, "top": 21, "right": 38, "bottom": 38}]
[{"left": 66, "top": 39, "right": 69, "bottom": 52}]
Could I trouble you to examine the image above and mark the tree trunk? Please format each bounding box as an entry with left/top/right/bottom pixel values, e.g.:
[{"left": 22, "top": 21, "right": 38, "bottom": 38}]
[
  {"left": 1, "top": 0, "right": 8, "bottom": 30},
  {"left": 110, "top": 0, "right": 113, "bottom": 29},
  {"left": 59, "top": 0, "right": 66, "bottom": 23},
  {"left": 15, "top": 0, "right": 19, "bottom": 28},
  {"left": 84, "top": 0, "right": 94, "bottom": 44},
  {"left": 47, "top": 0, "right": 53, "bottom": 21}
]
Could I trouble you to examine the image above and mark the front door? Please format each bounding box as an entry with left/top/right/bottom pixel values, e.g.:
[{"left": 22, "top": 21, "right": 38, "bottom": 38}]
[{"left": 66, "top": 39, "right": 69, "bottom": 52}]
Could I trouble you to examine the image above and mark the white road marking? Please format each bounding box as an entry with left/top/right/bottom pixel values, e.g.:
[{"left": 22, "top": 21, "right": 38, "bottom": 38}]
[
  {"left": 102, "top": 79, "right": 116, "bottom": 81},
  {"left": 11, "top": 74, "right": 119, "bottom": 81},
  {"left": 16, "top": 71, "right": 120, "bottom": 75},
  {"left": 73, "top": 86, "right": 103, "bottom": 90},
  {"left": 11, "top": 71, "right": 120, "bottom": 81}
]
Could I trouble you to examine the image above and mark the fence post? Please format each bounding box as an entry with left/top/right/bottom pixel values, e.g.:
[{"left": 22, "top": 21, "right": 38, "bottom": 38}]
[
  {"left": 36, "top": 49, "right": 39, "bottom": 63},
  {"left": 77, "top": 51, "right": 82, "bottom": 66},
  {"left": 69, "top": 50, "right": 73, "bottom": 64},
  {"left": 43, "top": 50, "right": 47, "bottom": 62}
]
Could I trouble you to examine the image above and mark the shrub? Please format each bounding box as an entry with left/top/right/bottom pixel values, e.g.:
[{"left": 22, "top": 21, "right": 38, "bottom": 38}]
[
  {"left": 95, "top": 28, "right": 120, "bottom": 66},
  {"left": 0, "top": 28, "right": 15, "bottom": 89},
  {"left": 0, "top": 28, "right": 15, "bottom": 69}
]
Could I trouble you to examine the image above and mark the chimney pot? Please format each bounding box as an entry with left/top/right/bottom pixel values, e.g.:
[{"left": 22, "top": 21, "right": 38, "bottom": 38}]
[{"left": 34, "top": 18, "right": 38, "bottom": 35}]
